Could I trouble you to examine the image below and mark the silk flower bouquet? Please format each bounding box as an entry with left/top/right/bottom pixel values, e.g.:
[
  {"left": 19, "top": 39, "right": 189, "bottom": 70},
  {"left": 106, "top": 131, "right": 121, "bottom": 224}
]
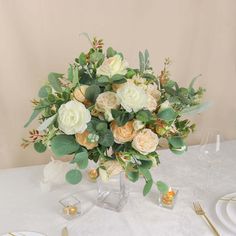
[{"left": 22, "top": 37, "right": 207, "bottom": 197}]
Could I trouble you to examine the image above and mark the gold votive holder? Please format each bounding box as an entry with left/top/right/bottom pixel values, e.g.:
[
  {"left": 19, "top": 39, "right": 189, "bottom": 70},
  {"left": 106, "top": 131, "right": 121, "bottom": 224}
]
[
  {"left": 87, "top": 168, "right": 98, "bottom": 182},
  {"left": 157, "top": 187, "right": 178, "bottom": 209},
  {"left": 59, "top": 195, "right": 81, "bottom": 220}
]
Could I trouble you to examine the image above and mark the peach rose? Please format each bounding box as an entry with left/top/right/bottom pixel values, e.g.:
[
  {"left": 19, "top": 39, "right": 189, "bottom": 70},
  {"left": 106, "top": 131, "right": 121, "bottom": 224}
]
[
  {"left": 73, "top": 85, "right": 89, "bottom": 102},
  {"left": 75, "top": 130, "right": 98, "bottom": 150},
  {"left": 146, "top": 83, "right": 161, "bottom": 101},
  {"left": 132, "top": 128, "right": 159, "bottom": 155},
  {"left": 145, "top": 94, "right": 157, "bottom": 112},
  {"left": 95, "top": 91, "right": 120, "bottom": 113},
  {"left": 111, "top": 121, "right": 136, "bottom": 144}
]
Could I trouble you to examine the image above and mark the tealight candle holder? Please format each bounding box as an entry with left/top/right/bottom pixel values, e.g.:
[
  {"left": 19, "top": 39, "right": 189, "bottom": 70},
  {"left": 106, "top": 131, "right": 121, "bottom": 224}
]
[
  {"left": 157, "top": 187, "right": 178, "bottom": 209},
  {"left": 59, "top": 195, "right": 81, "bottom": 220}
]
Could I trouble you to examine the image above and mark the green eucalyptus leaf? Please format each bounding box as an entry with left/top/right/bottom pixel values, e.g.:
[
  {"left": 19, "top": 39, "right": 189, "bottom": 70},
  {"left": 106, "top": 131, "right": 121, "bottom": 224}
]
[
  {"left": 90, "top": 51, "right": 104, "bottom": 64},
  {"left": 48, "top": 72, "right": 63, "bottom": 92},
  {"left": 97, "top": 76, "right": 110, "bottom": 84},
  {"left": 157, "top": 107, "right": 177, "bottom": 122},
  {"left": 143, "top": 179, "right": 153, "bottom": 196},
  {"left": 24, "top": 109, "right": 43, "bottom": 128},
  {"left": 111, "top": 74, "right": 125, "bottom": 82},
  {"left": 107, "top": 47, "right": 117, "bottom": 58},
  {"left": 79, "top": 52, "right": 87, "bottom": 66},
  {"left": 34, "top": 141, "right": 47, "bottom": 153},
  {"left": 98, "top": 130, "right": 114, "bottom": 147},
  {"left": 168, "top": 136, "right": 187, "bottom": 155},
  {"left": 126, "top": 69, "right": 136, "bottom": 78},
  {"left": 38, "top": 85, "right": 52, "bottom": 98},
  {"left": 85, "top": 85, "right": 101, "bottom": 103},
  {"left": 74, "top": 150, "right": 89, "bottom": 169},
  {"left": 66, "top": 169, "right": 82, "bottom": 185},
  {"left": 156, "top": 181, "right": 169, "bottom": 194},
  {"left": 179, "top": 102, "right": 212, "bottom": 116},
  {"left": 51, "top": 134, "right": 80, "bottom": 157},
  {"left": 127, "top": 171, "right": 139, "bottom": 182},
  {"left": 139, "top": 51, "right": 145, "bottom": 72},
  {"left": 68, "top": 65, "right": 73, "bottom": 82},
  {"left": 72, "top": 66, "right": 79, "bottom": 87},
  {"left": 136, "top": 110, "right": 152, "bottom": 123}
]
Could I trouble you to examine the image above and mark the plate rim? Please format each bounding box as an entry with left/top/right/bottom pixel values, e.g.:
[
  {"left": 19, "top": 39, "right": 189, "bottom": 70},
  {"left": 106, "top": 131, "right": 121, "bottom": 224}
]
[
  {"left": 1, "top": 231, "right": 46, "bottom": 236},
  {"left": 216, "top": 193, "right": 236, "bottom": 233},
  {"left": 226, "top": 192, "right": 236, "bottom": 225}
]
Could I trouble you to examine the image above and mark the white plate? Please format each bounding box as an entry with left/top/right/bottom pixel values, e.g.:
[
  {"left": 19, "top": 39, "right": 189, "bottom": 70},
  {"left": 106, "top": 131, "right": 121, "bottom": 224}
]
[
  {"left": 1, "top": 232, "right": 46, "bottom": 236},
  {"left": 226, "top": 193, "right": 236, "bottom": 225},
  {"left": 216, "top": 193, "right": 236, "bottom": 233}
]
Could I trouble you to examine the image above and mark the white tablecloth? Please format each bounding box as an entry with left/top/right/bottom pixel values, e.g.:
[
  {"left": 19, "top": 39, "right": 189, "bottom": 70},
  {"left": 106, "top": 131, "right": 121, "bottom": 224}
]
[{"left": 0, "top": 140, "right": 236, "bottom": 236}]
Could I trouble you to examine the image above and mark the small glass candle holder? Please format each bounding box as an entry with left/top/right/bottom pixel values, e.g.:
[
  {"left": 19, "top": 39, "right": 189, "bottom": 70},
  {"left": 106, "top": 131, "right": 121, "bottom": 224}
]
[
  {"left": 157, "top": 187, "right": 178, "bottom": 209},
  {"left": 59, "top": 195, "right": 81, "bottom": 220}
]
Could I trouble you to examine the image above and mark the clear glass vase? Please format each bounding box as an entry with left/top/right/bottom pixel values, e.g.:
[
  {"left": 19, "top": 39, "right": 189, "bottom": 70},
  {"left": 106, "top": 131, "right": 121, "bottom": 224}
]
[{"left": 96, "top": 171, "right": 129, "bottom": 212}]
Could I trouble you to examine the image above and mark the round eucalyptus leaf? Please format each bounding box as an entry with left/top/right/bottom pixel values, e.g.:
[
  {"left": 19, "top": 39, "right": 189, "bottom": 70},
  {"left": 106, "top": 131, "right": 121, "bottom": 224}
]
[{"left": 66, "top": 169, "right": 82, "bottom": 185}]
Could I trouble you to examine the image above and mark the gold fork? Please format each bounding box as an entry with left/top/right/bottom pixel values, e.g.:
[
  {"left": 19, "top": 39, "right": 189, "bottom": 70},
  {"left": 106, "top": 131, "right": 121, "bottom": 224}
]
[{"left": 193, "top": 202, "right": 220, "bottom": 236}]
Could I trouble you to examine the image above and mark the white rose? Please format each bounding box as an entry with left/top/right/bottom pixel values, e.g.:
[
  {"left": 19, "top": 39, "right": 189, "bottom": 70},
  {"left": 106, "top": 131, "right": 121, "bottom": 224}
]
[
  {"left": 116, "top": 83, "right": 148, "bottom": 112},
  {"left": 132, "top": 128, "right": 159, "bottom": 155},
  {"left": 133, "top": 119, "right": 145, "bottom": 131},
  {"left": 58, "top": 100, "right": 91, "bottom": 135},
  {"left": 95, "top": 91, "right": 120, "bottom": 113},
  {"left": 146, "top": 83, "right": 161, "bottom": 101},
  {"left": 145, "top": 94, "right": 157, "bottom": 112},
  {"left": 97, "top": 54, "right": 128, "bottom": 77}
]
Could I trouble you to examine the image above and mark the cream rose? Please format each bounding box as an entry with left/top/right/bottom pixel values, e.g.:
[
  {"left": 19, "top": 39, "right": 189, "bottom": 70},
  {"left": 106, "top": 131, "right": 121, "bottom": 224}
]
[
  {"left": 97, "top": 54, "right": 128, "bottom": 77},
  {"left": 73, "top": 85, "right": 89, "bottom": 102},
  {"left": 95, "top": 91, "right": 120, "bottom": 113},
  {"left": 75, "top": 130, "right": 98, "bottom": 150},
  {"left": 132, "top": 128, "right": 159, "bottom": 155},
  {"left": 111, "top": 121, "right": 136, "bottom": 144},
  {"left": 145, "top": 94, "right": 157, "bottom": 112},
  {"left": 58, "top": 101, "right": 91, "bottom": 135},
  {"left": 116, "top": 83, "right": 148, "bottom": 112}
]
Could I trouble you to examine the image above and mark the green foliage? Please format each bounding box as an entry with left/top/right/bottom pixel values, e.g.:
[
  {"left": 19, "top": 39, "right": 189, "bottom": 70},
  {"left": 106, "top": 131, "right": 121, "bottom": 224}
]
[
  {"left": 68, "top": 65, "right": 73, "bottom": 82},
  {"left": 51, "top": 134, "right": 80, "bottom": 157},
  {"left": 97, "top": 76, "right": 110, "bottom": 84},
  {"left": 79, "top": 52, "right": 87, "bottom": 66},
  {"left": 156, "top": 181, "right": 169, "bottom": 194},
  {"left": 111, "top": 109, "right": 134, "bottom": 126},
  {"left": 106, "top": 47, "right": 117, "bottom": 58},
  {"left": 66, "top": 169, "right": 82, "bottom": 185},
  {"left": 73, "top": 149, "right": 89, "bottom": 169},
  {"left": 136, "top": 110, "right": 153, "bottom": 123},
  {"left": 139, "top": 49, "right": 150, "bottom": 72},
  {"left": 143, "top": 180, "right": 153, "bottom": 196},
  {"left": 157, "top": 107, "right": 177, "bottom": 122},
  {"left": 48, "top": 72, "right": 63, "bottom": 92},
  {"left": 168, "top": 136, "right": 187, "bottom": 155},
  {"left": 72, "top": 66, "right": 79, "bottom": 87},
  {"left": 85, "top": 85, "right": 101, "bottom": 103},
  {"left": 38, "top": 85, "right": 52, "bottom": 98},
  {"left": 179, "top": 102, "right": 211, "bottom": 116},
  {"left": 34, "top": 141, "right": 47, "bottom": 153},
  {"left": 127, "top": 170, "right": 139, "bottom": 182},
  {"left": 90, "top": 51, "right": 104, "bottom": 64},
  {"left": 126, "top": 69, "right": 136, "bottom": 78},
  {"left": 24, "top": 109, "right": 43, "bottom": 128},
  {"left": 111, "top": 74, "right": 126, "bottom": 84},
  {"left": 98, "top": 130, "right": 114, "bottom": 147}
]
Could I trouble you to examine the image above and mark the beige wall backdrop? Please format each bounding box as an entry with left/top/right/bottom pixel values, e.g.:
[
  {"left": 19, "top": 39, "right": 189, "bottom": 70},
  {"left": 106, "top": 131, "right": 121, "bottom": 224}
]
[{"left": 0, "top": 0, "right": 235, "bottom": 169}]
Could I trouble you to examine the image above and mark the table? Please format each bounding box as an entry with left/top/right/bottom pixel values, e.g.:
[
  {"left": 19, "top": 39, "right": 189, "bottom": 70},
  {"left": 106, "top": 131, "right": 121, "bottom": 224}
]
[{"left": 0, "top": 140, "right": 236, "bottom": 236}]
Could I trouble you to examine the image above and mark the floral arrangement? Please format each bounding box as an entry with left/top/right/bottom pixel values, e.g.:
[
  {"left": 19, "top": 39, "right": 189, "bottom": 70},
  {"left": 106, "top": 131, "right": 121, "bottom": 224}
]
[{"left": 22, "top": 37, "right": 207, "bottom": 196}]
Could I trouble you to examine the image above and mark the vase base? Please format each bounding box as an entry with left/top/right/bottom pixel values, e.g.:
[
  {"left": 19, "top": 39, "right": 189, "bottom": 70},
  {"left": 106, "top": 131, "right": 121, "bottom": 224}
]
[{"left": 97, "top": 190, "right": 128, "bottom": 212}]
